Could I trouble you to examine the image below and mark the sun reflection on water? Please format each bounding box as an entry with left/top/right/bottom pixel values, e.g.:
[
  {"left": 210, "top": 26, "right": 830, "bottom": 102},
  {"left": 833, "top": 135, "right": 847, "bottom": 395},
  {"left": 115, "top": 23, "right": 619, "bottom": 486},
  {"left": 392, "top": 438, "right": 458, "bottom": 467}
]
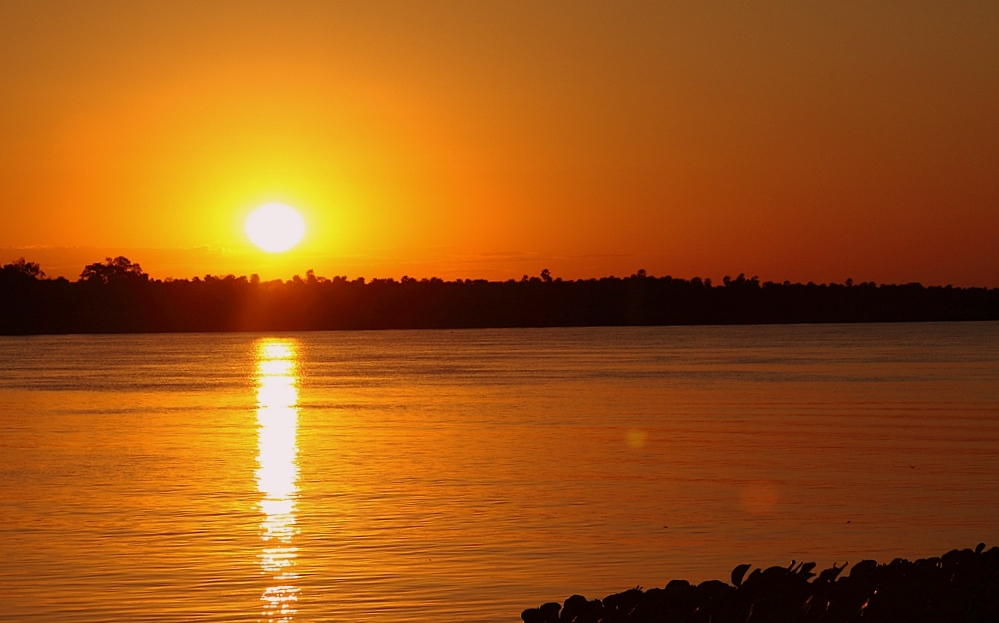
[{"left": 255, "top": 339, "right": 301, "bottom": 622}]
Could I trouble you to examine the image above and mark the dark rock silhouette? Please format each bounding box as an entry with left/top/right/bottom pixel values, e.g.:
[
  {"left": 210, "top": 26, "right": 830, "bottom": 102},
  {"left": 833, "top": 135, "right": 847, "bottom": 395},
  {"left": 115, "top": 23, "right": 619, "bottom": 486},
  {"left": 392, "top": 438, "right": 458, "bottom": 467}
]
[
  {"left": 2, "top": 258, "right": 999, "bottom": 334},
  {"left": 521, "top": 545, "right": 999, "bottom": 623}
]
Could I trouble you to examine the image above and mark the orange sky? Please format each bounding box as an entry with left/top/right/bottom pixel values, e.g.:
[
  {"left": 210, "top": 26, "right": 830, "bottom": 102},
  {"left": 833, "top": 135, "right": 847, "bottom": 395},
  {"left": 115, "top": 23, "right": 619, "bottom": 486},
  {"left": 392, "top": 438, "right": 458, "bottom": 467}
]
[{"left": 1, "top": 2, "right": 997, "bottom": 285}]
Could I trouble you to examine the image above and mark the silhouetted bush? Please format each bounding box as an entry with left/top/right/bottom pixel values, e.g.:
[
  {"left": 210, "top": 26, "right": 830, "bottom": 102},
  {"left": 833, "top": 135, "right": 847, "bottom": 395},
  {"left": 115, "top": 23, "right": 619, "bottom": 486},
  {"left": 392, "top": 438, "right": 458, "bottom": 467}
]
[{"left": 522, "top": 545, "right": 999, "bottom": 623}]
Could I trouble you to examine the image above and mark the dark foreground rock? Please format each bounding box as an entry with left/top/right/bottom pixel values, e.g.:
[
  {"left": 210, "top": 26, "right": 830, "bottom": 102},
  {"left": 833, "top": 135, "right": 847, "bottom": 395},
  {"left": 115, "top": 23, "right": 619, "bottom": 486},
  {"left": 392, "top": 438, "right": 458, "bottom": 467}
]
[{"left": 522, "top": 545, "right": 999, "bottom": 623}]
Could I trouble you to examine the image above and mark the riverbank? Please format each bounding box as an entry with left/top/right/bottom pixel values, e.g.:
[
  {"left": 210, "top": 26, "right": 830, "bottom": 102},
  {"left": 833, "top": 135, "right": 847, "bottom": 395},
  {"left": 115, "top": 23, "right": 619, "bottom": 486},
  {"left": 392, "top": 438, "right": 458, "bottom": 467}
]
[{"left": 4, "top": 259, "right": 998, "bottom": 334}]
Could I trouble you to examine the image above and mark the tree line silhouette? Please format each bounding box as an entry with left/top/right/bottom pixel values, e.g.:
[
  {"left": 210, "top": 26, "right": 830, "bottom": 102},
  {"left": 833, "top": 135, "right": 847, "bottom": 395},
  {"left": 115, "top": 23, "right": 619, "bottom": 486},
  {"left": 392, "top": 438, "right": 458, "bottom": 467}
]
[{"left": 2, "top": 256, "right": 997, "bottom": 334}]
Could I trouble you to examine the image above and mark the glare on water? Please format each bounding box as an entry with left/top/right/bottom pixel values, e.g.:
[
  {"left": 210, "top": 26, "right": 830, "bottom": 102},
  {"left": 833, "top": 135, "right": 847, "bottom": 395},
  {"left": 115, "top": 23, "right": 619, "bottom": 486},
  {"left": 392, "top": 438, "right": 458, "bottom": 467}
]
[{"left": 255, "top": 339, "right": 301, "bottom": 622}]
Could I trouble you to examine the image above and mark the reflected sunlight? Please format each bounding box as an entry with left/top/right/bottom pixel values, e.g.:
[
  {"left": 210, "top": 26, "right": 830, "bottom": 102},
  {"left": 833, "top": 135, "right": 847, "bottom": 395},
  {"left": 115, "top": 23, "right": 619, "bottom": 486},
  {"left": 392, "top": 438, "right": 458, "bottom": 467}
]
[{"left": 254, "top": 338, "right": 301, "bottom": 623}]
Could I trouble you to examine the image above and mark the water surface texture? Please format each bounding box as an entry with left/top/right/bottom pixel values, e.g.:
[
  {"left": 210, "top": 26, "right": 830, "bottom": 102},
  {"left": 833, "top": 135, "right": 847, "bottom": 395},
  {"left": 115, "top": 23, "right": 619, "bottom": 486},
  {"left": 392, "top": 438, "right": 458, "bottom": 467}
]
[{"left": 2, "top": 324, "right": 998, "bottom": 622}]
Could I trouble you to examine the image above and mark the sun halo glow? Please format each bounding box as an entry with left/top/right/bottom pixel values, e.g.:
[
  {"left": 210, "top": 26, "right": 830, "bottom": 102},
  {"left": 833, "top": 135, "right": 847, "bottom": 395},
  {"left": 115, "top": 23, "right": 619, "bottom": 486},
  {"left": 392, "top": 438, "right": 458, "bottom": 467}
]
[{"left": 245, "top": 203, "right": 306, "bottom": 253}]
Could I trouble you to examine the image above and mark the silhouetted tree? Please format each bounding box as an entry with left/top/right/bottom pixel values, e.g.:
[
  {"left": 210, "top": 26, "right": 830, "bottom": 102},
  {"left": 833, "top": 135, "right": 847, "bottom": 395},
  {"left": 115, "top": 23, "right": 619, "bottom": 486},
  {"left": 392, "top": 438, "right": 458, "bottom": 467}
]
[
  {"left": 2, "top": 257, "right": 45, "bottom": 279},
  {"left": 79, "top": 256, "right": 149, "bottom": 284}
]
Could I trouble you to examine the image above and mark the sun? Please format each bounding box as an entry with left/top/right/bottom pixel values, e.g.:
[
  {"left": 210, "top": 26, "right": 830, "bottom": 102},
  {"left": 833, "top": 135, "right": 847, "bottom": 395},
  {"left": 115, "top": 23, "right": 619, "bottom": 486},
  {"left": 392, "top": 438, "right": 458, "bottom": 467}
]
[{"left": 245, "top": 203, "right": 306, "bottom": 253}]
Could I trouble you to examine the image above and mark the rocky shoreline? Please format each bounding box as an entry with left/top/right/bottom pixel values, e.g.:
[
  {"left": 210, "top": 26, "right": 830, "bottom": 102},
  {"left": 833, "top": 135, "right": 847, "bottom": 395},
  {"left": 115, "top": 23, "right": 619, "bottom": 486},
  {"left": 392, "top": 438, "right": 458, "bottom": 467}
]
[{"left": 522, "top": 545, "right": 999, "bottom": 622}]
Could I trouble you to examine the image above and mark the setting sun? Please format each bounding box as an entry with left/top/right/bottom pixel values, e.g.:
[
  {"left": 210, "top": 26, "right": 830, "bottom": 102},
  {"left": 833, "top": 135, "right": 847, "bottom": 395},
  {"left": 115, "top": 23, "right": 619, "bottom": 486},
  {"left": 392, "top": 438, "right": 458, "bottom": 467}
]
[
  {"left": 245, "top": 203, "right": 306, "bottom": 253},
  {"left": 3, "top": 4, "right": 999, "bottom": 622}
]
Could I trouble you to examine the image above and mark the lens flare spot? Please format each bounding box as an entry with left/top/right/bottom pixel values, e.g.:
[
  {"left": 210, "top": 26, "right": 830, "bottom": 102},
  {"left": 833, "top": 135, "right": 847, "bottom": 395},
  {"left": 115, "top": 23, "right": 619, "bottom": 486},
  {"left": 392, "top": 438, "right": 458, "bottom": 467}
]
[
  {"left": 625, "top": 428, "right": 648, "bottom": 448},
  {"left": 739, "top": 483, "right": 780, "bottom": 515}
]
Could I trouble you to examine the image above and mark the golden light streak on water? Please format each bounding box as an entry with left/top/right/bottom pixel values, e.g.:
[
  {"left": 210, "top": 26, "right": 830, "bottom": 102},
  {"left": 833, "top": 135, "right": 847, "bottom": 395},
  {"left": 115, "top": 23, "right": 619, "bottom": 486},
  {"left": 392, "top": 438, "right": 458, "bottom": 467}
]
[{"left": 255, "top": 339, "right": 301, "bottom": 623}]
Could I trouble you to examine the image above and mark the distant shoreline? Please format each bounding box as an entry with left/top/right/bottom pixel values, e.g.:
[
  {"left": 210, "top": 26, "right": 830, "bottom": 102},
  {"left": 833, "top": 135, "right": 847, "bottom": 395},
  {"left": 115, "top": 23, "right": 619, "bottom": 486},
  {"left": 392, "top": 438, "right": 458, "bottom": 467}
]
[{"left": 3, "top": 257, "right": 998, "bottom": 335}]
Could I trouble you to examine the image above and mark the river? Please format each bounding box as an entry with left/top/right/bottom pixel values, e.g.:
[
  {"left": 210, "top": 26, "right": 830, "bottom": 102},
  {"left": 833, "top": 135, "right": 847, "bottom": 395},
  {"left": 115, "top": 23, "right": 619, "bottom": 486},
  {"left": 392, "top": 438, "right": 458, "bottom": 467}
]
[{"left": 2, "top": 323, "right": 997, "bottom": 622}]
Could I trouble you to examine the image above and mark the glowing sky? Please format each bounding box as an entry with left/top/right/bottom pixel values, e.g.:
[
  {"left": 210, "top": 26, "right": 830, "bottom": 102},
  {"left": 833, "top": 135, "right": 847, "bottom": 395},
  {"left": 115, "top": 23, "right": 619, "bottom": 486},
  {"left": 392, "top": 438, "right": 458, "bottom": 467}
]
[{"left": 1, "top": 2, "right": 997, "bottom": 284}]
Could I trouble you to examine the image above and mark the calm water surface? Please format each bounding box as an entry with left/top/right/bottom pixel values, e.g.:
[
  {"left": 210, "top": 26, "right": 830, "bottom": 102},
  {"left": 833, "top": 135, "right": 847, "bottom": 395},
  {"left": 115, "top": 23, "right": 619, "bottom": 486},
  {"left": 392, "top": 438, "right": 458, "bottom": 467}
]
[{"left": 1, "top": 324, "right": 998, "bottom": 622}]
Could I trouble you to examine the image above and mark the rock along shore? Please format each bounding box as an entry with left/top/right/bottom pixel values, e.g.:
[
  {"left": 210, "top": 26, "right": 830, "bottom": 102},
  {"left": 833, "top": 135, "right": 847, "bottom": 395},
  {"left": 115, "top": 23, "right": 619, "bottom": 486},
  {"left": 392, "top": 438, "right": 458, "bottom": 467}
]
[{"left": 522, "top": 545, "right": 999, "bottom": 623}]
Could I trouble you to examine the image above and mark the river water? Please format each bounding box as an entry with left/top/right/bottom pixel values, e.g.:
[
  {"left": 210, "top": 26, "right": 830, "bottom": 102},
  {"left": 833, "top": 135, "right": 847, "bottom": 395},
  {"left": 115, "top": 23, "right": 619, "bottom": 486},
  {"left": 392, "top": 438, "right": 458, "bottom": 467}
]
[{"left": 1, "top": 323, "right": 998, "bottom": 622}]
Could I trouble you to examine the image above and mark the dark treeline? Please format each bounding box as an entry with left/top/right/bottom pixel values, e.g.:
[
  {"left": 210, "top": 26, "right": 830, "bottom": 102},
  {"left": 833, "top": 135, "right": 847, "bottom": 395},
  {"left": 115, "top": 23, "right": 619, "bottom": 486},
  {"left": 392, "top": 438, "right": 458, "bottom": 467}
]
[
  {"left": 2, "top": 256, "right": 998, "bottom": 335},
  {"left": 521, "top": 545, "right": 999, "bottom": 623}
]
